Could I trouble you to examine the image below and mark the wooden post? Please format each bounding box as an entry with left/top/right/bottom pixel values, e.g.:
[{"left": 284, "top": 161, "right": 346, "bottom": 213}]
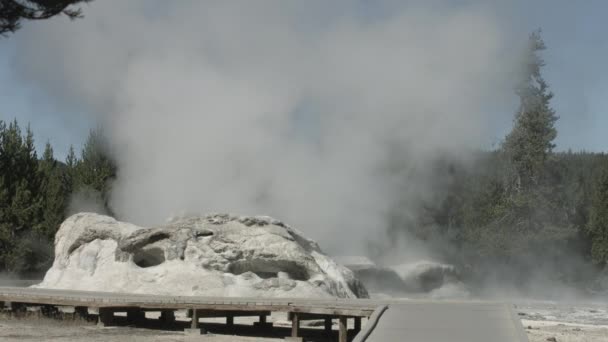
[
  {"left": 354, "top": 316, "right": 361, "bottom": 332},
  {"left": 324, "top": 317, "right": 332, "bottom": 335},
  {"left": 339, "top": 316, "right": 348, "bottom": 342},
  {"left": 160, "top": 310, "right": 175, "bottom": 325},
  {"left": 291, "top": 312, "right": 300, "bottom": 337},
  {"left": 226, "top": 314, "right": 234, "bottom": 327},
  {"left": 75, "top": 306, "right": 88, "bottom": 321},
  {"left": 184, "top": 308, "right": 205, "bottom": 335},
  {"left": 10, "top": 302, "right": 25, "bottom": 317},
  {"left": 127, "top": 308, "right": 145, "bottom": 324},
  {"left": 253, "top": 312, "right": 273, "bottom": 330},
  {"left": 98, "top": 308, "right": 114, "bottom": 327},
  {"left": 191, "top": 309, "right": 199, "bottom": 329}
]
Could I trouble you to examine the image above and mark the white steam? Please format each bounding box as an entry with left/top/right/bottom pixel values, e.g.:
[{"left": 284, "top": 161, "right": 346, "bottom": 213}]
[{"left": 11, "top": 1, "right": 519, "bottom": 253}]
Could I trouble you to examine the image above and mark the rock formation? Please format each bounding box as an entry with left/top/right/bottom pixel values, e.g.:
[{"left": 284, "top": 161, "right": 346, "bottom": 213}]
[
  {"left": 36, "top": 213, "right": 368, "bottom": 298},
  {"left": 337, "top": 256, "right": 468, "bottom": 298},
  {"left": 336, "top": 256, "right": 408, "bottom": 294},
  {"left": 390, "top": 260, "right": 460, "bottom": 292},
  {"left": 390, "top": 260, "right": 469, "bottom": 298}
]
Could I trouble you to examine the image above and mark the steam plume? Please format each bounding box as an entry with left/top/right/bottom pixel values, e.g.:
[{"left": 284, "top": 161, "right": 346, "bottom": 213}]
[{"left": 11, "top": 1, "right": 519, "bottom": 254}]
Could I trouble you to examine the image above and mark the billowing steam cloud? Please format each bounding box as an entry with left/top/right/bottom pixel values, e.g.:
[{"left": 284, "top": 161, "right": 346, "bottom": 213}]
[{"left": 11, "top": 1, "right": 519, "bottom": 254}]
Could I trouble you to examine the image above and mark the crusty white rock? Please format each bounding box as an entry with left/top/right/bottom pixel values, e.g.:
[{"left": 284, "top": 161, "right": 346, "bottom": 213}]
[
  {"left": 390, "top": 260, "right": 469, "bottom": 298},
  {"left": 36, "top": 213, "right": 368, "bottom": 298}
]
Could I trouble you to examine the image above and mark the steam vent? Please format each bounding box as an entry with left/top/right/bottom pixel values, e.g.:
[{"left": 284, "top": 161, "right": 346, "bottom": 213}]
[{"left": 36, "top": 213, "right": 368, "bottom": 299}]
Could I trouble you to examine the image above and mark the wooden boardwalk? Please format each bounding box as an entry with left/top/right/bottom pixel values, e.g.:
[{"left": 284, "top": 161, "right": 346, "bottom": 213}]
[
  {"left": 365, "top": 300, "right": 529, "bottom": 342},
  {"left": 0, "top": 287, "right": 528, "bottom": 341}
]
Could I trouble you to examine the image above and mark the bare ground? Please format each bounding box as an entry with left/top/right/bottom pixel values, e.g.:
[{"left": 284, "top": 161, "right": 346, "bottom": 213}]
[
  {"left": 517, "top": 302, "right": 608, "bottom": 342},
  {"left": 0, "top": 318, "right": 284, "bottom": 342},
  {"left": 524, "top": 320, "right": 608, "bottom": 342}
]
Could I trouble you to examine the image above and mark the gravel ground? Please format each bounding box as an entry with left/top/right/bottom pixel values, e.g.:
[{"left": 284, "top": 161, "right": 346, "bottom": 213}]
[
  {"left": 516, "top": 301, "right": 608, "bottom": 342},
  {"left": 523, "top": 320, "right": 608, "bottom": 342},
  {"left": 0, "top": 319, "right": 185, "bottom": 342},
  {"left": 0, "top": 319, "right": 283, "bottom": 342}
]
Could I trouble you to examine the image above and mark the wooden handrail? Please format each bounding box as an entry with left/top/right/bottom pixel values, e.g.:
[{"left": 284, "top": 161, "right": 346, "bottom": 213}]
[{"left": 352, "top": 304, "right": 388, "bottom": 342}]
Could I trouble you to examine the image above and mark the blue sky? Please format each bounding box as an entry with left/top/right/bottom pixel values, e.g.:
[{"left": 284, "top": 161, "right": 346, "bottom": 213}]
[
  {"left": 0, "top": 44, "right": 91, "bottom": 159},
  {"left": 0, "top": 0, "right": 607, "bottom": 159}
]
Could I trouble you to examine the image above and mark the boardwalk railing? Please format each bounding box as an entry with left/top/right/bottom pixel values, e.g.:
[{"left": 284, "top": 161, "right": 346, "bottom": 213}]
[{"left": 352, "top": 305, "right": 388, "bottom": 342}]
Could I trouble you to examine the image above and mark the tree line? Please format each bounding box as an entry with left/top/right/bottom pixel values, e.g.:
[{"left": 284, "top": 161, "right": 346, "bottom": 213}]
[
  {"left": 384, "top": 31, "right": 608, "bottom": 293},
  {"left": 0, "top": 122, "right": 115, "bottom": 276}
]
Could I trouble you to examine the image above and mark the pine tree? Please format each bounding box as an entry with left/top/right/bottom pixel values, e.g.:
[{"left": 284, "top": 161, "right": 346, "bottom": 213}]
[
  {"left": 499, "top": 30, "right": 561, "bottom": 233},
  {"left": 38, "top": 142, "right": 67, "bottom": 239},
  {"left": 0, "top": 120, "right": 25, "bottom": 199},
  {"left": 66, "top": 145, "right": 77, "bottom": 169},
  {"left": 74, "top": 127, "right": 117, "bottom": 214},
  {"left": 0, "top": 121, "right": 12, "bottom": 269},
  {"left": 503, "top": 30, "right": 558, "bottom": 193},
  {"left": 1, "top": 0, "right": 91, "bottom": 36},
  {"left": 62, "top": 145, "right": 78, "bottom": 198},
  {"left": 588, "top": 165, "right": 608, "bottom": 265},
  {"left": 0, "top": 120, "right": 44, "bottom": 272}
]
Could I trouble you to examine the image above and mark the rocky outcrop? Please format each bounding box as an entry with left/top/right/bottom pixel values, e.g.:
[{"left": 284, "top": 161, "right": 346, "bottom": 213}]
[
  {"left": 390, "top": 260, "right": 460, "bottom": 292},
  {"left": 337, "top": 256, "right": 468, "bottom": 298},
  {"left": 36, "top": 213, "right": 368, "bottom": 299},
  {"left": 336, "top": 256, "right": 407, "bottom": 294}
]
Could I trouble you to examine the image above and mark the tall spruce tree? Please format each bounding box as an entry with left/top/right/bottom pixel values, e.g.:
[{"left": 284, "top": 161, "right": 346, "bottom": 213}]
[
  {"left": 499, "top": 30, "right": 562, "bottom": 235},
  {"left": 503, "top": 30, "right": 558, "bottom": 193},
  {"left": 449, "top": 31, "right": 580, "bottom": 286}
]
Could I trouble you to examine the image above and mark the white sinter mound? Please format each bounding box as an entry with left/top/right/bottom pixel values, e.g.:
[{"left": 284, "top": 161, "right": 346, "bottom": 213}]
[{"left": 36, "top": 213, "right": 368, "bottom": 299}]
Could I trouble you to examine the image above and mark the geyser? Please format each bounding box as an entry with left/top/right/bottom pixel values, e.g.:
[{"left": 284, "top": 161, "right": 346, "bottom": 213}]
[{"left": 36, "top": 213, "right": 368, "bottom": 299}]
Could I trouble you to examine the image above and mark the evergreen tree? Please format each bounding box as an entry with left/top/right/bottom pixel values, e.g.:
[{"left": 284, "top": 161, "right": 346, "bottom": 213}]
[
  {"left": 38, "top": 142, "right": 67, "bottom": 239},
  {"left": 498, "top": 30, "right": 563, "bottom": 235},
  {"left": 66, "top": 145, "right": 77, "bottom": 169},
  {"left": 0, "top": 120, "right": 44, "bottom": 272},
  {"left": 74, "top": 127, "right": 117, "bottom": 214},
  {"left": 0, "top": 0, "right": 91, "bottom": 36},
  {"left": 62, "top": 145, "right": 78, "bottom": 198},
  {"left": 588, "top": 165, "right": 608, "bottom": 265},
  {"left": 503, "top": 30, "right": 559, "bottom": 193},
  {"left": 0, "top": 121, "right": 13, "bottom": 269}
]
